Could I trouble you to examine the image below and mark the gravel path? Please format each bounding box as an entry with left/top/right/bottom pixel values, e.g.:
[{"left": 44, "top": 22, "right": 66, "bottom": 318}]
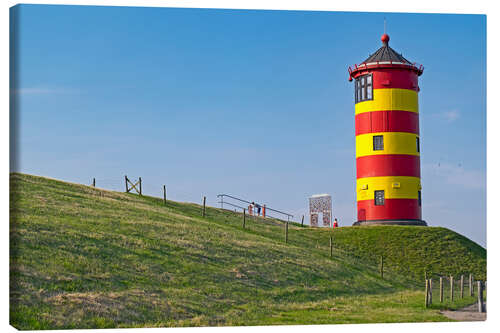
[{"left": 441, "top": 302, "right": 486, "bottom": 321}]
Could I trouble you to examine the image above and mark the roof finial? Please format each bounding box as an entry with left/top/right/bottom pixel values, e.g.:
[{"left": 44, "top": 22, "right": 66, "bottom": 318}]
[{"left": 381, "top": 18, "right": 389, "bottom": 46}]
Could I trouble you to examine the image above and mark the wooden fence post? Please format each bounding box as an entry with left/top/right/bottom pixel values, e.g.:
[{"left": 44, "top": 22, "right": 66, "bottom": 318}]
[
  {"left": 439, "top": 276, "right": 443, "bottom": 303},
  {"left": 477, "top": 281, "right": 484, "bottom": 313},
  {"left": 380, "top": 255, "right": 384, "bottom": 279},
  {"left": 139, "top": 177, "right": 142, "bottom": 195},
  {"left": 460, "top": 275, "right": 464, "bottom": 298},
  {"left": 470, "top": 274, "right": 474, "bottom": 297},
  {"left": 285, "top": 221, "right": 289, "bottom": 243},
  {"left": 428, "top": 278, "right": 433, "bottom": 305},
  {"left": 425, "top": 279, "right": 429, "bottom": 308},
  {"left": 301, "top": 215, "right": 304, "bottom": 227},
  {"left": 202, "top": 196, "right": 206, "bottom": 217},
  {"left": 125, "top": 175, "right": 129, "bottom": 193},
  {"left": 329, "top": 236, "right": 333, "bottom": 258},
  {"left": 243, "top": 208, "right": 246, "bottom": 229},
  {"left": 163, "top": 185, "right": 166, "bottom": 204},
  {"left": 92, "top": 178, "right": 96, "bottom": 187},
  {"left": 450, "top": 276, "right": 454, "bottom": 301}
]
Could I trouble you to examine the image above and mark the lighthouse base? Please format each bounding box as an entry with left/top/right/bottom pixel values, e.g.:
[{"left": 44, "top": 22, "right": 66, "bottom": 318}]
[{"left": 353, "top": 219, "right": 427, "bottom": 226}]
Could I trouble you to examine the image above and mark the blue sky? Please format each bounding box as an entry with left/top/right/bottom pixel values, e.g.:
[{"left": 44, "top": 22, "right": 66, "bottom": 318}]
[{"left": 11, "top": 4, "right": 486, "bottom": 246}]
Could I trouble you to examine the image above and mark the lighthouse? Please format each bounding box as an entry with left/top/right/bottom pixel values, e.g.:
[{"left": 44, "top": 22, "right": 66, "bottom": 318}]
[{"left": 348, "top": 33, "right": 427, "bottom": 226}]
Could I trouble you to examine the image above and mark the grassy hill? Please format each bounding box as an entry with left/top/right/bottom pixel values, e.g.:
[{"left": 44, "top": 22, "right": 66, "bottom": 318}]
[
  {"left": 324, "top": 226, "right": 486, "bottom": 282},
  {"left": 10, "top": 173, "right": 486, "bottom": 329}
]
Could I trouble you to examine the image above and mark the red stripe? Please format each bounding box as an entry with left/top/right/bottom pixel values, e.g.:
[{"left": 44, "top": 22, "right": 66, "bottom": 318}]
[
  {"left": 357, "top": 198, "right": 421, "bottom": 221},
  {"left": 372, "top": 69, "right": 419, "bottom": 91},
  {"left": 355, "top": 111, "right": 419, "bottom": 135},
  {"left": 356, "top": 155, "right": 421, "bottom": 178}
]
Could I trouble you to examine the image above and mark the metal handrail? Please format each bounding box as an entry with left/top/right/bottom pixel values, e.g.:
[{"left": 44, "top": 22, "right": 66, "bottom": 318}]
[
  {"left": 217, "top": 201, "right": 246, "bottom": 211},
  {"left": 217, "top": 201, "right": 285, "bottom": 221},
  {"left": 348, "top": 61, "right": 424, "bottom": 74},
  {"left": 217, "top": 194, "right": 294, "bottom": 219}
]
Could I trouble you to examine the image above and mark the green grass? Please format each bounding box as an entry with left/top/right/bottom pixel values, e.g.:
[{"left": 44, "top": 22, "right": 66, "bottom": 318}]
[
  {"left": 9, "top": 173, "right": 486, "bottom": 329},
  {"left": 322, "top": 225, "right": 486, "bottom": 282}
]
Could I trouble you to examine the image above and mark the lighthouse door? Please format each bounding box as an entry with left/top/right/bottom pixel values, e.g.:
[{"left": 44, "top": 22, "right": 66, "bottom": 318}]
[{"left": 358, "top": 209, "right": 366, "bottom": 221}]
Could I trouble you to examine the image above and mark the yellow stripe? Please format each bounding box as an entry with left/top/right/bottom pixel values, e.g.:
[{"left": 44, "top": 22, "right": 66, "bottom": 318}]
[
  {"left": 356, "top": 132, "right": 420, "bottom": 158},
  {"left": 355, "top": 88, "right": 418, "bottom": 115},
  {"left": 357, "top": 176, "right": 421, "bottom": 201}
]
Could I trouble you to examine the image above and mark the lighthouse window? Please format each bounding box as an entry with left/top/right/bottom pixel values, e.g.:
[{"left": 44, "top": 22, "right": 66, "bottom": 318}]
[
  {"left": 373, "top": 135, "right": 384, "bottom": 151},
  {"left": 418, "top": 191, "right": 422, "bottom": 206},
  {"left": 355, "top": 80, "right": 361, "bottom": 102},
  {"left": 355, "top": 74, "right": 373, "bottom": 103},
  {"left": 374, "top": 190, "right": 385, "bottom": 206},
  {"left": 416, "top": 137, "right": 420, "bottom": 152}
]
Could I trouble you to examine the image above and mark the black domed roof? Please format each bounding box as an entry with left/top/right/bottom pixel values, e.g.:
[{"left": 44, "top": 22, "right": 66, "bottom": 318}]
[
  {"left": 363, "top": 44, "right": 412, "bottom": 64},
  {"left": 362, "top": 34, "right": 412, "bottom": 64},
  {"left": 348, "top": 34, "right": 424, "bottom": 81}
]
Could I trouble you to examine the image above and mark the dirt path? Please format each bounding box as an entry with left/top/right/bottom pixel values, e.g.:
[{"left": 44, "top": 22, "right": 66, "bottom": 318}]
[{"left": 441, "top": 302, "right": 486, "bottom": 321}]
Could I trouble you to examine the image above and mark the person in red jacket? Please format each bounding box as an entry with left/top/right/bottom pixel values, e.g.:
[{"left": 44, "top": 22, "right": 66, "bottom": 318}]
[{"left": 333, "top": 218, "right": 338, "bottom": 228}]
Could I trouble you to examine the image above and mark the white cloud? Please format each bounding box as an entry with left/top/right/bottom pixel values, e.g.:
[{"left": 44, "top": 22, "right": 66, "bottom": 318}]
[
  {"left": 439, "top": 109, "right": 460, "bottom": 122},
  {"left": 423, "top": 162, "right": 485, "bottom": 190}
]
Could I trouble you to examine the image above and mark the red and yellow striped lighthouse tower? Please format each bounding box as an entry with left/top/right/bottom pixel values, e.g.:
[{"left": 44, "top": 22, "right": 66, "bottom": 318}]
[{"left": 348, "top": 33, "right": 427, "bottom": 226}]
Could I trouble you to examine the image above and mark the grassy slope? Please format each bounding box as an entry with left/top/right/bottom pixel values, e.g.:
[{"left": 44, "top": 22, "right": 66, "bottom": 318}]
[
  {"left": 319, "top": 226, "right": 486, "bottom": 282},
  {"left": 9, "top": 173, "right": 485, "bottom": 329}
]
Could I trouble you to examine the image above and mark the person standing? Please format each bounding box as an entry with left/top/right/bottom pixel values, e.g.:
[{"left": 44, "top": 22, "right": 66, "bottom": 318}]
[
  {"left": 333, "top": 218, "right": 338, "bottom": 228},
  {"left": 254, "top": 203, "right": 261, "bottom": 216}
]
